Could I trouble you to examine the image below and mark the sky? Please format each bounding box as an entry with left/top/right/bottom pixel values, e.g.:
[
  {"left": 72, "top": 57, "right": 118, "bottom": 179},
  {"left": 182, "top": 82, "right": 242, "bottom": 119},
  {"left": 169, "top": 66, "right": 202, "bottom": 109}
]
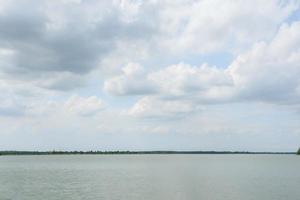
[{"left": 0, "top": 0, "right": 300, "bottom": 152}]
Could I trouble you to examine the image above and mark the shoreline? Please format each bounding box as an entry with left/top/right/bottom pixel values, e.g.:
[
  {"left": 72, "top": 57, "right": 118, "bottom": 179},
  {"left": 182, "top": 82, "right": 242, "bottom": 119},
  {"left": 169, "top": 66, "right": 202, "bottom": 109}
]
[{"left": 0, "top": 151, "right": 296, "bottom": 156}]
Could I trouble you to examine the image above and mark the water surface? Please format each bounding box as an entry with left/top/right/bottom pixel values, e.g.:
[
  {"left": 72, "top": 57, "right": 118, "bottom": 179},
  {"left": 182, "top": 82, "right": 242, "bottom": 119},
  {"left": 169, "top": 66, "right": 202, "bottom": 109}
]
[{"left": 0, "top": 155, "right": 299, "bottom": 200}]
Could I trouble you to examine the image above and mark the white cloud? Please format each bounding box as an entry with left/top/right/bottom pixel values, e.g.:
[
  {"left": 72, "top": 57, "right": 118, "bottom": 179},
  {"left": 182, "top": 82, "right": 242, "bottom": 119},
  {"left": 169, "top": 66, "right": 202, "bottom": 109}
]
[
  {"left": 104, "top": 63, "right": 157, "bottom": 95},
  {"left": 149, "top": 63, "right": 233, "bottom": 97},
  {"left": 0, "top": 90, "right": 106, "bottom": 118},
  {"left": 228, "top": 21, "right": 300, "bottom": 103},
  {"left": 1, "top": 1, "right": 300, "bottom": 150},
  {"left": 0, "top": 0, "right": 298, "bottom": 92},
  {"left": 0, "top": 0, "right": 156, "bottom": 90},
  {"left": 158, "top": 0, "right": 298, "bottom": 53},
  {"left": 64, "top": 95, "right": 105, "bottom": 116},
  {"left": 128, "top": 96, "right": 199, "bottom": 119},
  {"left": 120, "top": 21, "right": 300, "bottom": 118}
]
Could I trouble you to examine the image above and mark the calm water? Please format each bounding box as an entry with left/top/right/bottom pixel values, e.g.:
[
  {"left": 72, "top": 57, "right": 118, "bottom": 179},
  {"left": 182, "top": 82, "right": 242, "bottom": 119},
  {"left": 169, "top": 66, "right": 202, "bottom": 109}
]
[{"left": 0, "top": 155, "right": 299, "bottom": 200}]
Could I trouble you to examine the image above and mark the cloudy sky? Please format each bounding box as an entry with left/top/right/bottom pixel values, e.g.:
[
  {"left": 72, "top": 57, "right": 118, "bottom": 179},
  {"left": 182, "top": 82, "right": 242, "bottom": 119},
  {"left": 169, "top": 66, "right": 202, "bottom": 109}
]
[{"left": 0, "top": 0, "right": 300, "bottom": 151}]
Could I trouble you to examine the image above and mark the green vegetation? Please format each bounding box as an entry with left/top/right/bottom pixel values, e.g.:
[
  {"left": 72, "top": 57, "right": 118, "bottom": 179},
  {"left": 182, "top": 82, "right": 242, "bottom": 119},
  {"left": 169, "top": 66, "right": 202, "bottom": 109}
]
[
  {"left": 0, "top": 150, "right": 295, "bottom": 156},
  {"left": 297, "top": 148, "right": 300, "bottom": 155}
]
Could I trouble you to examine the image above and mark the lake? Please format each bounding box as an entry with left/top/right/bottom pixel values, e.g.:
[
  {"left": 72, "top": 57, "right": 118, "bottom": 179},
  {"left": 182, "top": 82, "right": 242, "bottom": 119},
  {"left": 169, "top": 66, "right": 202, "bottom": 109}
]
[{"left": 0, "top": 155, "right": 299, "bottom": 200}]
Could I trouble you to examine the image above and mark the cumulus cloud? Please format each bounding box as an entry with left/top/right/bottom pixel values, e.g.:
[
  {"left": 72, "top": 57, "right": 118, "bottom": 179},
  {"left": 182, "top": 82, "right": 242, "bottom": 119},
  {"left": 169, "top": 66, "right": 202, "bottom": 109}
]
[
  {"left": 104, "top": 62, "right": 233, "bottom": 99},
  {"left": 0, "top": 0, "right": 297, "bottom": 92},
  {"left": 0, "top": 0, "right": 156, "bottom": 90},
  {"left": 64, "top": 95, "right": 105, "bottom": 116},
  {"left": 113, "top": 21, "right": 300, "bottom": 118},
  {"left": 128, "top": 96, "right": 199, "bottom": 119},
  {"left": 0, "top": 89, "right": 105, "bottom": 117},
  {"left": 158, "top": 0, "right": 298, "bottom": 53},
  {"left": 104, "top": 63, "right": 157, "bottom": 95},
  {"left": 120, "top": 62, "right": 234, "bottom": 118},
  {"left": 0, "top": 93, "right": 58, "bottom": 117},
  {"left": 228, "top": 21, "right": 300, "bottom": 104},
  {"left": 1, "top": 0, "right": 300, "bottom": 150},
  {"left": 149, "top": 63, "right": 233, "bottom": 97}
]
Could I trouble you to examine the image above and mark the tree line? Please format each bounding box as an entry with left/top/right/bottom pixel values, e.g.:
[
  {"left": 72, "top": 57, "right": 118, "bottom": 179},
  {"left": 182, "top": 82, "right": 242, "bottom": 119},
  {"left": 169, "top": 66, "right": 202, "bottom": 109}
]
[{"left": 0, "top": 150, "right": 297, "bottom": 156}]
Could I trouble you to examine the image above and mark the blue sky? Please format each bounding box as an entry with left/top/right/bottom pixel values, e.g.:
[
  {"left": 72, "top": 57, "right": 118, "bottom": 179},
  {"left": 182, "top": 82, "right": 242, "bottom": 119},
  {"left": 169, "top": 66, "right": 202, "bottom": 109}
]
[{"left": 0, "top": 0, "right": 300, "bottom": 151}]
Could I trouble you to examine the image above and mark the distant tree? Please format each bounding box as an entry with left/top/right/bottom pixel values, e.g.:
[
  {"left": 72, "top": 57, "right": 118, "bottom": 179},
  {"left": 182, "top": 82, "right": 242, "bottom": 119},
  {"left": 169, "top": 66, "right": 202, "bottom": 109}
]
[{"left": 297, "top": 148, "right": 300, "bottom": 155}]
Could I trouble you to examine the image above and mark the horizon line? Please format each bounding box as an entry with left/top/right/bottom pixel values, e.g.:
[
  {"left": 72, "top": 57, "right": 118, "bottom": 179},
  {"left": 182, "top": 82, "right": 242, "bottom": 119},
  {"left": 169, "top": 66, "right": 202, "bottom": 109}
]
[{"left": 0, "top": 150, "right": 297, "bottom": 156}]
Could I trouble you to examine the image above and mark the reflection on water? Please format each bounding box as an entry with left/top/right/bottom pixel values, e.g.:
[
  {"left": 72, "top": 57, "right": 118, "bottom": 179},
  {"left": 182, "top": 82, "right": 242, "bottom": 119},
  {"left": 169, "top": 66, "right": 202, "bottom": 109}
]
[{"left": 0, "top": 155, "right": 299, "bottom": 200}]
